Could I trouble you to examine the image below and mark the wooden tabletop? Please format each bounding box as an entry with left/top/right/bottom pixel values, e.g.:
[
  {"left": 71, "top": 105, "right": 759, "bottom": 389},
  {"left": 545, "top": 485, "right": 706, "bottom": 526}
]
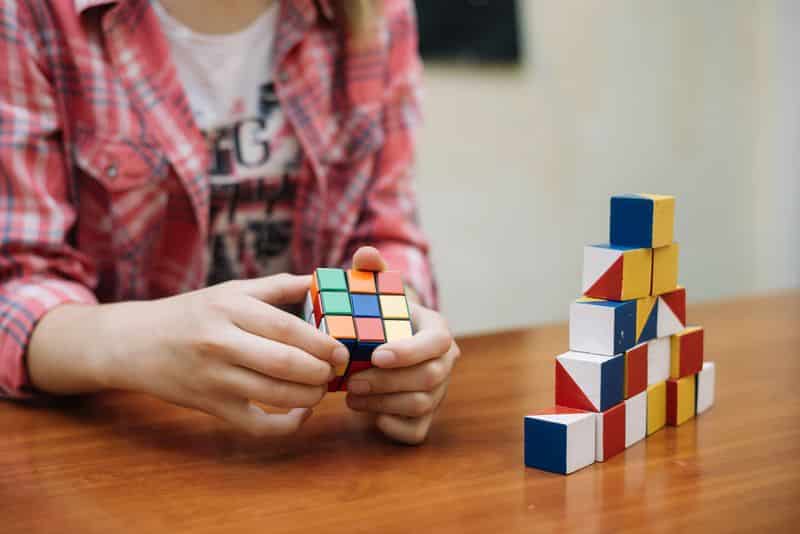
[{"left": 1, "top": 292, "right": 798, "bottom": 533}]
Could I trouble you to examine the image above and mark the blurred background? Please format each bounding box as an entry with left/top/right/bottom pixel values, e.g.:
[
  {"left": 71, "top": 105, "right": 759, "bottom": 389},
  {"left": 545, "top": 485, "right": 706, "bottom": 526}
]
[{"left": 413, "top": 0, "right": 800, "bottom": 335}]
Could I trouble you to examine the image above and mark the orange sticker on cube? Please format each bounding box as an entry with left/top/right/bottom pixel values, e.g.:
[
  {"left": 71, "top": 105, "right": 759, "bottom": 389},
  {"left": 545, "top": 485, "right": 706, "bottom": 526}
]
[
  {"left": 325, "top": 315, "right": 356, "bottom": 340},
  {"left": 347, "top": 269, "right": 377, "bottom": 294}
]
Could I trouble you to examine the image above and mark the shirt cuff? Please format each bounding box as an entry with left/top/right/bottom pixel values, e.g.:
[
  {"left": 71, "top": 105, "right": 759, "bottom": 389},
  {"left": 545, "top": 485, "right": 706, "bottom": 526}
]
[{"left": 0, "top": 276, "right": 97, "bottom": 398}]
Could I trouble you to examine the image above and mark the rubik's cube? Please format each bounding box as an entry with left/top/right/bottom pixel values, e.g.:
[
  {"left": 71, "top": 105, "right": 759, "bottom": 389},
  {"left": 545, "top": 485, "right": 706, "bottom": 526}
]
[
  {"left": 303, "top": 268, "right": 414, "bottom": 391},
  {"left": 524, "top": 194, "right": 717, "bottom": 475}
]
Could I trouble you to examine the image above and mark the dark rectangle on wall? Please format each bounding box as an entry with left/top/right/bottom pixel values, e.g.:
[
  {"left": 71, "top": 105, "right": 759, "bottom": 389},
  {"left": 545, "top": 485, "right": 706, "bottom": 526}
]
[{"left": 415, "top": 0, "right": 521, "bottom": 64}]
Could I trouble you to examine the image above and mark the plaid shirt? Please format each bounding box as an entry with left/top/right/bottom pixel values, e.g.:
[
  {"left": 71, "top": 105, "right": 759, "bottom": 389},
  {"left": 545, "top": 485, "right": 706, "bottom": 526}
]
[{"left": 0, "top": 0, "right": 436, "bottom": 398}]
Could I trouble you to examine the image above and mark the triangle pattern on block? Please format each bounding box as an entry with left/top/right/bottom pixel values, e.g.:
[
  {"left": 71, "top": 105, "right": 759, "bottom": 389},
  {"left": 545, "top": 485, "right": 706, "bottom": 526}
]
[
  {"left": 555, "top": 360, "right": 598, "bottom": 412},
  {"left": 657, "top": 296, "right": 684, "bottom": 336},
  {"left": 586, "top": 255, "right": 623, "bottom": 299},
  {"left": 638, "top": 303, "right": 658, "bottom": 343},
  {"left": 661, "top": 290, "right": 686, "bottom": 325}
]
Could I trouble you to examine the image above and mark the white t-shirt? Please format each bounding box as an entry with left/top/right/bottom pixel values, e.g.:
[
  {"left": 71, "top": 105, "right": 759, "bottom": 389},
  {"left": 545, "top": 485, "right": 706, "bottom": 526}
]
[{"left": 153, "top": 1, "right": 301, "bottom": 284}]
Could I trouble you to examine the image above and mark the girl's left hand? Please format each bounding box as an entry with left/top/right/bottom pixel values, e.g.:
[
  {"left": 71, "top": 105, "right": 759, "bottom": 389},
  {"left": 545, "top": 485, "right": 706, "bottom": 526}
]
[{"left": 344, "top": 247, "right": 460, "bottom": 444}]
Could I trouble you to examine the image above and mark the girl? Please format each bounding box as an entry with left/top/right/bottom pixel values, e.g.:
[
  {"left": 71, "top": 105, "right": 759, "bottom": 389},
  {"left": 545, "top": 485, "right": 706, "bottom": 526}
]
[{"left": 0, "top": 0, "right": 459, "bottom": 444}]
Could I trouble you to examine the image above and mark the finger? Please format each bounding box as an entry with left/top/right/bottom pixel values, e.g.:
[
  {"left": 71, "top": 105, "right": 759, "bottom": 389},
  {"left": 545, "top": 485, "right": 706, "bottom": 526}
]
[
  {"left": 346, "top": 343, "right": 458, "bottom": 394},
  {"left": 231, "top": 296, "right": 349, "bottom": 367},
  {"left": 213, "top": 365, "right": 327, "bottom": 409},
  {"left": 226, "top": 329, "right": 333, "bottom": 386},
  {"left": 210, "top": 399, "right": 312, "bottom": 437},
  {"left": 346, "top": 380, "right": 448, "bottom": 417},
  {"left": 375, "top": 412, "right": 433, "bottom": 445},
  {"left": 236, "top": 273, "right": 312, "bottom": 306},
  {"left": 352, "top": 246, "right": 387, "bottom": 272}
]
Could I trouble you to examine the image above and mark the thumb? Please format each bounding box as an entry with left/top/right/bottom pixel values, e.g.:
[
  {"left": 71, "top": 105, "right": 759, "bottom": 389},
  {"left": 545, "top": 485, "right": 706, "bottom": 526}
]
[
  {"left": 238, "top": 273, "right": 312, "bottom": 305},
  {"left": 352, "top": 246, "right": 388, "bottom": 272}
]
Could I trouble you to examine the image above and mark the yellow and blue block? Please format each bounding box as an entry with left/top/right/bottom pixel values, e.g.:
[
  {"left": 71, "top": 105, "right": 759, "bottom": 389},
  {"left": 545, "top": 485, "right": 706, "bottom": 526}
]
[{"left": 610, "top": 193, "right": 675, "bottom": 249}]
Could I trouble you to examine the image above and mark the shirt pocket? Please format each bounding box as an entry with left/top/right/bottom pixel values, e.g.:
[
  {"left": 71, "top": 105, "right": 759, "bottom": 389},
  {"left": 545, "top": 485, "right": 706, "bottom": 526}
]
[
  {"left": 72, "top": 134, "right": 171, "bottom": 298},
  {"left": 73, "top": 134, "right": 168, "bottom": 192}
]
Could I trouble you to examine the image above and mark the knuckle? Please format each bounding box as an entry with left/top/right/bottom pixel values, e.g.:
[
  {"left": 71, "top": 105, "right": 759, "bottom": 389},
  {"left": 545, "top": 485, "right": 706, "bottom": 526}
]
[
  {"left": 424, "top": 361, "right": 446, "bottom": 390},
  {"left": 193, "top": 328, "right": 227, "bottom": 357},
  {"left": 410, "top": 392, "right": 434, "bottom": 416},
  {"left": 433, "top": 331, "right": 453, "bottom": 354}
]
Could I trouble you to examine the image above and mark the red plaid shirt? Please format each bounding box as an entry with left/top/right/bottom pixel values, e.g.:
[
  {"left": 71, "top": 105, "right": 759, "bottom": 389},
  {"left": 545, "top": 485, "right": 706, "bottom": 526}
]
[{"left": 0, "top": 0, "right": 436, "bottom": 397}]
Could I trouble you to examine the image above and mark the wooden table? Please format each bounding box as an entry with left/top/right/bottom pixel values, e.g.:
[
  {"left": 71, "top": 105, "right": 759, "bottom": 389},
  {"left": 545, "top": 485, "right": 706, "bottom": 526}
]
[{"left": 1, "top": 293, "right": 798, "bottom": 533}]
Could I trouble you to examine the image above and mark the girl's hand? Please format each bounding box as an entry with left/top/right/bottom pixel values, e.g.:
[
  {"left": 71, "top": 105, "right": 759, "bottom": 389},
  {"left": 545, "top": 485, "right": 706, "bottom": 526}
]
[
  {"left": 29, "top": 274, "right": 349, "bottom": 437},
  {"left": 343, "top": 247, "right": 460, "bottom": 444}
]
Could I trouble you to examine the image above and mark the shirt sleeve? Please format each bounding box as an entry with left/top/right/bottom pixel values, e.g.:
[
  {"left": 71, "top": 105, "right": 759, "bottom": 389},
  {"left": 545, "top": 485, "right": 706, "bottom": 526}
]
[
  {"left": 0, "top": 5, "right": 98, "bottom": 398},
  {"left": 345, "top": 0, "right": 438, "bottom": 309}
]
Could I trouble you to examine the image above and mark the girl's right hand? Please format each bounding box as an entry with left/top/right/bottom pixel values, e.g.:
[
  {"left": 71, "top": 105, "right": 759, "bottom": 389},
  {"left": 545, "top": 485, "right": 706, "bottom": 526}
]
[{"left": 30, "top": 274, "right": 349, "bottom": 437}]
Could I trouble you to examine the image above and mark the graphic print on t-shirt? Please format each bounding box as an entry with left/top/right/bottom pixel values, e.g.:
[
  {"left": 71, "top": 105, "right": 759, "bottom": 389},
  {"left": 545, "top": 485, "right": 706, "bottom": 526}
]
[
  {"left": 205, "top": 81, "right": 300, "bottom": 285},
  {"left": 151, "top": 0, "right": 299, "bottom": 284}
]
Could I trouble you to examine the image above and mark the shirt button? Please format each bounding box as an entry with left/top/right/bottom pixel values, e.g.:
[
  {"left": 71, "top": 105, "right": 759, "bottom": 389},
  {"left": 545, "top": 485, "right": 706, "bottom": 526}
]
[{"left": 106, "top": 164, "right": 118, "bottom": 179}]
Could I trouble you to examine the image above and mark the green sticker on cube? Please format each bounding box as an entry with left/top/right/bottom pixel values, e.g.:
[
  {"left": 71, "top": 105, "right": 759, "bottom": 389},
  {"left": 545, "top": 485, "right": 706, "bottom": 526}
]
[
  {"left": 321, "top": 291, "right": 352, "bottom": 315},
  {"left": 316, "top": 268, "right": 348, "bottom": 292}
]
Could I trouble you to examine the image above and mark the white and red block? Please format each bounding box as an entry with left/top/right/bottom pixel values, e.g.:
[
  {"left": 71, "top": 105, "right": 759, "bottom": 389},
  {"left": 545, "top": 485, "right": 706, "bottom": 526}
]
[
  {"left": 657, "top": 287, "right": 686, "bottom": 338},
  {"left": 555, "top": 351, "right": 624, "bottom": 413},
  {"left": 524, "top": 407, "right": 596, "bottom": 475},
  {"left": 595, "top": 402, "right": 626, "bottom": 462}
]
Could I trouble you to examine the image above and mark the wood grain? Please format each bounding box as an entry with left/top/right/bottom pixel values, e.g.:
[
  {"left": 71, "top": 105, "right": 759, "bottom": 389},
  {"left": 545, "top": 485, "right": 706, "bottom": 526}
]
[{"left": 1, "top": 292, "right": 798, "bottom": 533}]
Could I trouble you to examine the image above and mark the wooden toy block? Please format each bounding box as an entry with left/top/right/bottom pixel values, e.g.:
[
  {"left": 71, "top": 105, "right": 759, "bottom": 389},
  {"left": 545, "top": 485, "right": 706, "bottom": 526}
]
[
  {"left": 320, "top": 291, "right": 352, "bottom": 316},
  {"left": 651, "top": 242, "right": 679, "bottom": 296},
  {"left": 634, "top": 296, "right": 658, "bottom": 345},
  {"left": 610, "top": 193, "right": 675, "bottom": 248},
  {"left": 379, "top": 295, "right": 410, "bottom": 319},
  {"left": 377, "top": 270, "right": 405, "bottom": 294},
  {"left": 647, "top": 337, "right": 670, "bottom": 386},
  {"left": 696, "top": 361, "right": 716, "bottom": 415},
  {"left": 624, "top": 343, "right": 648, "bottom": 399},
  {"left": 347, "top": 269, "right": 376, "bottom": 293},
  {"left": 666, "top": 374, "right": 696, "bottom": 426},
  {"left": 582, "top": 244, "right": 652, "bottom": 301},
  {"left": 569, "top": 298, "right": 636, "bottom": 356},
  {"left": 656, "top": 287, "right": 686, "bottom": 338},
  {"left": 555, "top": 351, "right": 624, "bottom": 412},
  {"left": 524, "top": 407, "right": 596, "bottom": 475},
  {"left": 625, "top": 391, "right": 647, "bottom": 448},
  {"left": 670, "top": 326, "right": 704, "bottom": 379},
  {"left": 384, "top": 319, "right": 413, "bottom": 341},
  {"left": 354, "top": 317, "right": 385, "bottom": 343},
  {"left": 350, "top": 294, "right": 381, "bottom": 317},
  {"left": 646, "top": 381, "right": 667, "bottom": 436},
  {"left": 595, "top": 402, "right": 626, "bottom": 462}
]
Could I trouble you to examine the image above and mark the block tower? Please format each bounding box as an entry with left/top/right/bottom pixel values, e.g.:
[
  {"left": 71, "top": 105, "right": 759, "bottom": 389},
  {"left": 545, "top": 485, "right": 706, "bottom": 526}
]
[
  {"left": 524, "top": 194, "right": 717, "bottom": 475},
  {"left": 304, "top": 268, "right": 414, "bottom": 392}
]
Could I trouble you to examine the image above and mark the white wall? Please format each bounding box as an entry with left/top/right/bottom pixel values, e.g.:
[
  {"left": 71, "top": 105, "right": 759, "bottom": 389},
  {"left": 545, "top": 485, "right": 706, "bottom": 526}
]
[{"left": 415, "top": 0, "right": 799, "bottom": 335}]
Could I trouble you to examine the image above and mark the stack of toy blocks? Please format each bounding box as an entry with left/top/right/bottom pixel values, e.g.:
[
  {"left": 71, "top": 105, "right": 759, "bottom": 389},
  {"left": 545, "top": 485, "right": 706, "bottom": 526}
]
[
  {"left": 524, "top": 194, "right": 717, "bottom": 474},
  {"left": 304, "top": 268, "right": 413, "bottom": 391}
]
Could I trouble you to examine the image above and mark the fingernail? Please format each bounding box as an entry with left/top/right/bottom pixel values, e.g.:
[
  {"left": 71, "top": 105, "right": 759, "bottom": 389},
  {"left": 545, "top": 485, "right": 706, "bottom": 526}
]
[
  {"left": 348, "top": 380, "right": 370, "bottom": 394},
  {"left": 332, "top": 346, "right": 350, "bottom": 366},
  {"left": 372, "top": 350, "right": 395, "bottom": 367}
]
